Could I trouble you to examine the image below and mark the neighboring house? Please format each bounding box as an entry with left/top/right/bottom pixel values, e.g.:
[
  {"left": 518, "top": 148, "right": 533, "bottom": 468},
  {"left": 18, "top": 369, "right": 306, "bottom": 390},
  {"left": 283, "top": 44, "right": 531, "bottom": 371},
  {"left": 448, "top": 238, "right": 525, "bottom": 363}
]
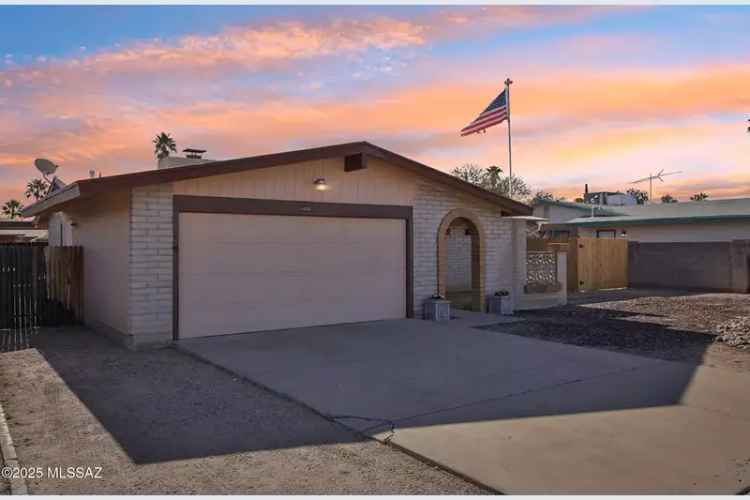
[
  {"left": 0, "top": 219, "right": 47, "bottom": 243},
  {"left": 537, "top": 198, "right": 750, "bottom": 243},
  {"left": 534, "top": 198, "right": 750, "bottom": 293},
  {"left": 583, "top": 190, "right": 637, "bottom": 206},
  {"left": 533, "top": 199, "right": 612, "bottom": 224},
  {"left": 23, "top": 141, "right": 558, "bottom": 349}
]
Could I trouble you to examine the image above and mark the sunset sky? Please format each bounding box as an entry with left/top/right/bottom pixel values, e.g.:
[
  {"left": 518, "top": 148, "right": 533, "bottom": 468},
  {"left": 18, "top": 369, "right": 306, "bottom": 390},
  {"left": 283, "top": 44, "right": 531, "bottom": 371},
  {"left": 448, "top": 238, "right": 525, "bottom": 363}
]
[{"left": 1, "top": 5, "right": 749, "bottom": 205}]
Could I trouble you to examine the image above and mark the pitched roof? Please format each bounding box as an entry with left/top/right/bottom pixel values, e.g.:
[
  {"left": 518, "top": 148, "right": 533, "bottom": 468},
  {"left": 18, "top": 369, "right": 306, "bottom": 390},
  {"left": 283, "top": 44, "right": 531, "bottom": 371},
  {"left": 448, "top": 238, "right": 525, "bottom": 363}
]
[
  {"left": 22, "top": 141, "right": 531, "bottom": 218},
  {"left": 565, "top": 197, "right": 750, "bottom": 226}
]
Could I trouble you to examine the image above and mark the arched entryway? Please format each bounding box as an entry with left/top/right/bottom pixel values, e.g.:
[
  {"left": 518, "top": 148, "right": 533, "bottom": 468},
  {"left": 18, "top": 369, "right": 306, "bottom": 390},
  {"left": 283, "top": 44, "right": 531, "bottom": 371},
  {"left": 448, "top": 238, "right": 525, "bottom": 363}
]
[{"left": 437, "top": 209, "right": 485, "bottom": 312}]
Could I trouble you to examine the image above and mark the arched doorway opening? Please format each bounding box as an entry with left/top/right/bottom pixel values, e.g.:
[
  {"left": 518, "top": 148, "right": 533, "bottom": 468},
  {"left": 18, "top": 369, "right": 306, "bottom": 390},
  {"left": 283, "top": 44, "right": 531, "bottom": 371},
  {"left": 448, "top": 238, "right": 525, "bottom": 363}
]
[{"left": 437, "top": 210, "right": 484, "bottom": 312}]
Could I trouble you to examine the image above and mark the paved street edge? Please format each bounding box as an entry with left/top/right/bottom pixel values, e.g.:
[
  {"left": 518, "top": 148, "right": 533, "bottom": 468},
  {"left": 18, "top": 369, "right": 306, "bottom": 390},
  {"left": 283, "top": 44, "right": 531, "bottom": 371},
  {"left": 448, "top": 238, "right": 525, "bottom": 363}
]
[{"left": 0, "top": 399, "right": 28, "bottom": 495}]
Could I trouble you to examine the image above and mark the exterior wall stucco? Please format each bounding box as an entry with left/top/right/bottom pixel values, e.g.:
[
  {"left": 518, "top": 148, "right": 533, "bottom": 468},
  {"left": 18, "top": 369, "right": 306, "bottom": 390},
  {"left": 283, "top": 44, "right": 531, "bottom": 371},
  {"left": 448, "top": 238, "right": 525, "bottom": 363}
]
[{"left": 63, "top": 191, "right": 130, "bottom": 336}]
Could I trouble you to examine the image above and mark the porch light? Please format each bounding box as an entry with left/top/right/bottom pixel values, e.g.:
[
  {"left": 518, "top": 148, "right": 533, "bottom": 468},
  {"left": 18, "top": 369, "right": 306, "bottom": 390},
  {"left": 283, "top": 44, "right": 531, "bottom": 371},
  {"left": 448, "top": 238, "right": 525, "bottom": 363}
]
[{"left": 313, "top": 178, "right": 328, "bottom": 191}]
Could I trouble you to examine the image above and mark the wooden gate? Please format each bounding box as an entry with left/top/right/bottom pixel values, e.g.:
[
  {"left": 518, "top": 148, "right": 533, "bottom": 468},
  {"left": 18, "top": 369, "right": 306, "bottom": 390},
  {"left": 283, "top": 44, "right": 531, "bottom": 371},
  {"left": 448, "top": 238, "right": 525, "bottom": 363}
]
[
  {"left": 0, "top": 244, "right": 82, "bottom": 351},
  {"left": 576, "top": 237, "right": 628, "bottom": 291},
  {"left": 528, "top": 237, "right": 628, "bottom": 292}
]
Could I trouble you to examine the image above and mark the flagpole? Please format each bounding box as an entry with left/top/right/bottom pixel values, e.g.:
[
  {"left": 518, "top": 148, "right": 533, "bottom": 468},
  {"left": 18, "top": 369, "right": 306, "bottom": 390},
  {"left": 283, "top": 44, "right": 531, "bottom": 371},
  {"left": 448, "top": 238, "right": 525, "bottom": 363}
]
[{"left": 505, "top": 78, "right": 513, "bottom": 198}]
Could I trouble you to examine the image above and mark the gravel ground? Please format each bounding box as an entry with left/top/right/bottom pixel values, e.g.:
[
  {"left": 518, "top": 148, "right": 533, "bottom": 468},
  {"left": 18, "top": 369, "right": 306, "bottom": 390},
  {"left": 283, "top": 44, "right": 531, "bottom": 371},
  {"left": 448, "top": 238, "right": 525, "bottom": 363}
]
[
  {"left": 488, "top": 289, "right": 750, "bottom": 373},
  {"left": 0, "top": 328, "right": 486, "bottom": 494}
]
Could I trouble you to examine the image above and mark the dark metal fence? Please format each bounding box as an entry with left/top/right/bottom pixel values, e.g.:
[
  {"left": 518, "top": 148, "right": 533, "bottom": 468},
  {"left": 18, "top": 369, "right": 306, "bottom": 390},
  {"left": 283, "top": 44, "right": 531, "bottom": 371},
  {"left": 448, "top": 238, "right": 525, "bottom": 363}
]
[{"left": 0, "top": 244, "right": 82, "bottom": 352}]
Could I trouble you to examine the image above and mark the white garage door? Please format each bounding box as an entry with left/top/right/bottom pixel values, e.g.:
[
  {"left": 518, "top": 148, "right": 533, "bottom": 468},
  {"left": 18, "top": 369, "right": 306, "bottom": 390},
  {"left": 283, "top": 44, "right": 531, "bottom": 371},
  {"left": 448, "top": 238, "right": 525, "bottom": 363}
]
[{"left": 178, "top": 213, "right": 406, "bottom": 339}]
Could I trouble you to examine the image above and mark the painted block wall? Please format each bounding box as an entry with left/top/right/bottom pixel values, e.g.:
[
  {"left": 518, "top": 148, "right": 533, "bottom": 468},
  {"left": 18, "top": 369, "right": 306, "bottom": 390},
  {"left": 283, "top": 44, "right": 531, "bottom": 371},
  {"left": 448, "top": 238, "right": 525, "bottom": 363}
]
[{"left": 128, "top": 183, "right": 175, "bottom": 348}]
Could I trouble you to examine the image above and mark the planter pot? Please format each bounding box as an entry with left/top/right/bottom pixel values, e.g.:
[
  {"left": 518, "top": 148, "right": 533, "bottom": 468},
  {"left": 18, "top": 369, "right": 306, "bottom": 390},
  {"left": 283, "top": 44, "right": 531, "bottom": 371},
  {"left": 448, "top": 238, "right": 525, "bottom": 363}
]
[
  {"left": 424, "top": 299, "right": 451, "bottom": 321},
  {"left": 488, "top": 295, "right": 514, "bottom": 315}
]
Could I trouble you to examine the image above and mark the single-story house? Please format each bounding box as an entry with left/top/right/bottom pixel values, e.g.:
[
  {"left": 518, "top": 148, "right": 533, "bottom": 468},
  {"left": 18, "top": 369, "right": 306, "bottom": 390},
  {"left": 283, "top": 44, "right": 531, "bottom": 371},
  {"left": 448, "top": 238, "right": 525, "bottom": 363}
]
[
  {"left": 0, "top": 219, "right": 47, "bottom": 243},
  {"left": 534, "top": 198, "right": 750, "bottom": 242},
  {"left": 533, "top": 198, "right": 750, "bottom": 292},
  {"left": 23, "top": 141, "right": 565, "bottom": 349}
]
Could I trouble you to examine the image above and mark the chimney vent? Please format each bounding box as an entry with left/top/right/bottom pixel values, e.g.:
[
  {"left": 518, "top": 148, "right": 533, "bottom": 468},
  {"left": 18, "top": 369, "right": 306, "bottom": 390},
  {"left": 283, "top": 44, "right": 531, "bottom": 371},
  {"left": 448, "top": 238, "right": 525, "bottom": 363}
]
[{"left": 183, "top": 148, "right": 206, "bottom": 159}]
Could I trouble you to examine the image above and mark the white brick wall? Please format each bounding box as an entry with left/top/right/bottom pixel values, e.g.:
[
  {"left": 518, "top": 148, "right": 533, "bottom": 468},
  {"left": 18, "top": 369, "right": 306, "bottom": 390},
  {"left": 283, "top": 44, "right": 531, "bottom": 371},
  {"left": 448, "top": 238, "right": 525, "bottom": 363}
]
[
  {"left": 129, "top": 184, "right": 174, "bottom": 347},
  {"left": 412, "top": 179, "right": 516, "bottom": 317}
]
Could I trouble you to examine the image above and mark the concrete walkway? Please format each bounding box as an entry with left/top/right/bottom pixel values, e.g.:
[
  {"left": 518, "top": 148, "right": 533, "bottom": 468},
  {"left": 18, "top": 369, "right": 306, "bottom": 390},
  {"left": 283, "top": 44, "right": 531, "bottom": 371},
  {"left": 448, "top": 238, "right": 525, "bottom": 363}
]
[{"left": 179, "top": 317, "right": 750, "bottom": 494}]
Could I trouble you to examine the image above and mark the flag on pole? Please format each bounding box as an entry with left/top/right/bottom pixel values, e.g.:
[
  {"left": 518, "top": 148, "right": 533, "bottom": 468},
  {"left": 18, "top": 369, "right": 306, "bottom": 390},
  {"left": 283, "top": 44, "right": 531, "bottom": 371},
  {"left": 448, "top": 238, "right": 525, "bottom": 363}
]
[{"left": 460, "top": 89, "right": 509, "bottom": 136}]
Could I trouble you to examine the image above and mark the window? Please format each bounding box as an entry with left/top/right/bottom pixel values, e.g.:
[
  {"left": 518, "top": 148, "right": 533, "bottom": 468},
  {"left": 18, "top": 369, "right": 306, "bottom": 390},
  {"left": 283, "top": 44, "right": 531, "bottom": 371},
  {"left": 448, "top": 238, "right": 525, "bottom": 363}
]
[{"left": 596, "top": 229, "right": 616, "bottom": 239}]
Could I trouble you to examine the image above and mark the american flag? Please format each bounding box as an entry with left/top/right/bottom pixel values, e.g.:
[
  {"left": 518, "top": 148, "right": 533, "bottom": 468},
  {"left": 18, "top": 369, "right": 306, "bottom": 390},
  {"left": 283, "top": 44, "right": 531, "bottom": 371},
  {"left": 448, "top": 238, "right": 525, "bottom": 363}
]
[{"left": 460, "top": 89, "right": 508, "bottom": 136}]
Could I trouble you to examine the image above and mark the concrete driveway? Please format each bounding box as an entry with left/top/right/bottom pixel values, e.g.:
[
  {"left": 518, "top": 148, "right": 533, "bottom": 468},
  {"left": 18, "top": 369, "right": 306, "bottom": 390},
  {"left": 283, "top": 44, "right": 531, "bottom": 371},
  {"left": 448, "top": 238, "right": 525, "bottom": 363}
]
[{"left": 179, "top": 314, "right": 750, "bottom": 494}]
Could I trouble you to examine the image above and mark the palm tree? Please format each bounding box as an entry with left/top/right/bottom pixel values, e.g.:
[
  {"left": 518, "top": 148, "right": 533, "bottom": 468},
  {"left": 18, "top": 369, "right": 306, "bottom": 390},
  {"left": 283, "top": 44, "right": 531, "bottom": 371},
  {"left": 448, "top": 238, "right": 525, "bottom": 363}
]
[
  {"left": 25, "top": 178, "right": 49, "bottom": 201},
  {"left": 2, "top": 199, "right": 24, "bottom": 219},
  {"left": 484, "top": 165, "right": 503, "bottom": 192},
  {"left": 153, "top": 132, "right": 177, "bottom": 160},
  {"left": 690, "top": 192, "right": 709, "bottom": 201}
]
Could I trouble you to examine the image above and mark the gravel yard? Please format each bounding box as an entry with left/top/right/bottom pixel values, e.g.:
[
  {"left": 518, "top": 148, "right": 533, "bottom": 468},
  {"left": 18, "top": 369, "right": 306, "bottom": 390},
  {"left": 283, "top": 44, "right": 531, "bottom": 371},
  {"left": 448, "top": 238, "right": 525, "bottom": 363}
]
[
  {"left": 487, "top": 289, "right": 750, "bottom": 373},
  {"left": 0, "top": 328, "right": 485, "bottom": 494}
]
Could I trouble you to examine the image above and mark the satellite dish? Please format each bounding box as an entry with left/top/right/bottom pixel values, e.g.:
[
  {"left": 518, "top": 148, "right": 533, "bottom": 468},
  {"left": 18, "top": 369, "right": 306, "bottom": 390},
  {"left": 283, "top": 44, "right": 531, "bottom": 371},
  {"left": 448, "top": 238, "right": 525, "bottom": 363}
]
[{"left": 34, "top": 158, "right": 59, "bottom": 180}]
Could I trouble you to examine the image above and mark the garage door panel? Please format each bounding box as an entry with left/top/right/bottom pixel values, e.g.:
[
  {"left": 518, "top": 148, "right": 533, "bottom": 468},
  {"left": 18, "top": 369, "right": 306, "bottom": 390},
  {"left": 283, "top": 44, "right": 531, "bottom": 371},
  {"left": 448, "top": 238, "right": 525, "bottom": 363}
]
[
  {"left": 183, "top": 241, "right": 403, "bottom": 274},
  {"left": 179, "top": 213, "right": 406, "bottom": 338},
  {"left": 180, "top": 270, "right": 404, "bottom": 310}
]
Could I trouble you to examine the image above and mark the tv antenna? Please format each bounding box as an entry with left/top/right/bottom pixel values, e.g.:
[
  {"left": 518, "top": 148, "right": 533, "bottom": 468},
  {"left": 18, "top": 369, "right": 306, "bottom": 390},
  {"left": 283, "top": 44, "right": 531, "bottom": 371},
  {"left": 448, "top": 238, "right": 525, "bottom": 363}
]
[{"left": 630, "top": 169, "right": 681, "bottom": 202}]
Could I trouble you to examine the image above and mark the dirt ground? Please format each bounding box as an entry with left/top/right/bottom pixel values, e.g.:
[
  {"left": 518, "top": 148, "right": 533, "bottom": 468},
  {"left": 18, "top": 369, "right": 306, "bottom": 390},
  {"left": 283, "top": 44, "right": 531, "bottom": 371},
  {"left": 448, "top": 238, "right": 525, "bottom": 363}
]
[
  {"left": 0, "top": 328, "right": 485, "bottom": 495},
  {"left": 488, "top": 289, "right": 750, "bottom": 373}
]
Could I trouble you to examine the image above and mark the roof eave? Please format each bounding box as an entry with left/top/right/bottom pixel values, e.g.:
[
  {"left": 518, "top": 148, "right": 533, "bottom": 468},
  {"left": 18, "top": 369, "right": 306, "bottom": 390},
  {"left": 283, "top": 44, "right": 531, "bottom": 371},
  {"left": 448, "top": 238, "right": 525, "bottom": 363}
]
[
  {"left": 21, "top": 141, "right": 531, "bottom": 218},
  {"left": 21, "top": 184, "right": 81, "bottom": 218},
  {"left": 565, "top": 214, "right": 750, "bottom": 227}
]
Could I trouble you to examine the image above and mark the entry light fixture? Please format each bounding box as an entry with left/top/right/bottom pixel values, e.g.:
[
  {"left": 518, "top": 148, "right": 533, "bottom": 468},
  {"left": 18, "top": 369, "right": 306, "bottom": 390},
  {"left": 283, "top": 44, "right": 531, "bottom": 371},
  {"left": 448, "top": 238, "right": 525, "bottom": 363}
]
[{"left": 313, "top": 178, "right": 328, "bottom": 191}]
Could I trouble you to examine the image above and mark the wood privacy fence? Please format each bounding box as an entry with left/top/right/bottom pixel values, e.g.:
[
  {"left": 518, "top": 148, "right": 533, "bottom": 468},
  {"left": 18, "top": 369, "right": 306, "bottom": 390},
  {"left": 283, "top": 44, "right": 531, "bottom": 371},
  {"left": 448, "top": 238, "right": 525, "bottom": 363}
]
[
  {"left": 0, "top": 245, "right": 82, "bottom": 351},
  {"left": 528, "top": 237, "right": 628, "bottom": 292}
]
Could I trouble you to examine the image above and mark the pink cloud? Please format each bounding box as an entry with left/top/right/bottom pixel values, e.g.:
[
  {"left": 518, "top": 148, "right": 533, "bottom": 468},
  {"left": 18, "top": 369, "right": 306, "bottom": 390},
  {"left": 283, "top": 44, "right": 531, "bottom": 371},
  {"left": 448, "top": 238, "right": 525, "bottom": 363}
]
[{"left": 2, "top": 8, "right": 749, "bottom": 205}]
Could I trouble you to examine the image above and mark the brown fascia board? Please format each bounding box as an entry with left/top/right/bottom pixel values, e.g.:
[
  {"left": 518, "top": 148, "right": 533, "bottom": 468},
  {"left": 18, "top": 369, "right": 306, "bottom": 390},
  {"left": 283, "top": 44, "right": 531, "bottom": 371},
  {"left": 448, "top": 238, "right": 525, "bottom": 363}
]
[
  {"left": 21, "top": 183, "right": 81, "bottom": 218},
  {"left": 0, "top": 219, "right": 35, "bottom": 229},
  {"left": 22, "top": 141, "right": 531, "bottom": 217}
]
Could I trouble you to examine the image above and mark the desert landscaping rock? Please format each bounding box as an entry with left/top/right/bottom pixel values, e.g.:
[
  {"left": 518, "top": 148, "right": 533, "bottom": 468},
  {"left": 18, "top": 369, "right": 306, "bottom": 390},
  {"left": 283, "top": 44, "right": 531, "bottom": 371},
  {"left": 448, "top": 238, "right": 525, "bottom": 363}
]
[
  {"left": 489, "top": 289, "right": 750, "bottom": 373},
  {"left": 716, "top": 317, "right": 750, "bottom": 349}
]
